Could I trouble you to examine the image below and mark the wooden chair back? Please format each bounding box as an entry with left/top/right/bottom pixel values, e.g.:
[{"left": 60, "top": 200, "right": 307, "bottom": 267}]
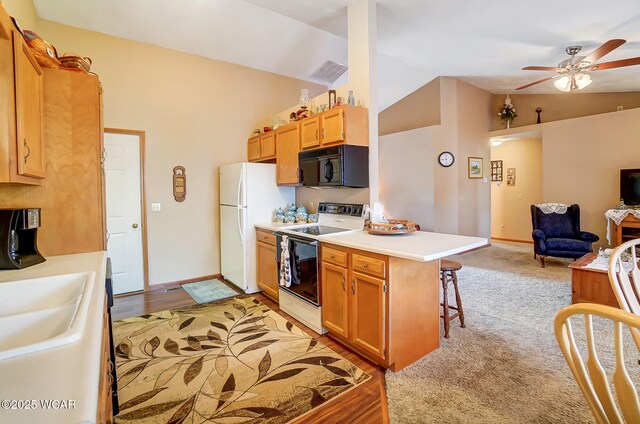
[
  {"left": 608, "top": 239, "right": 640, "bottom": 315},
  {"left": 555, "top": 303, "right": 640, "bottom": 424}
]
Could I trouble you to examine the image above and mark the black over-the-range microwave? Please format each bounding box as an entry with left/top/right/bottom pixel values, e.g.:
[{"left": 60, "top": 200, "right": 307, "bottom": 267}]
[{"left": 298, "top": 145, "right": 369, "bottom": 188}]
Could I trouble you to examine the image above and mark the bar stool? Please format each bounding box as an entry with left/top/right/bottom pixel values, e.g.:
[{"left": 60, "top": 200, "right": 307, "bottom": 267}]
[{"left": 440, "top": 259, "right": 465, "bottom": 338}]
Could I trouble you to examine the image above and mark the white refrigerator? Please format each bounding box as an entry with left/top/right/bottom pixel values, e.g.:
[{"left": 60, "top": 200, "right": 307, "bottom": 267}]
[{"left": 219, "top": 162, "right": 294, "bottom": 293}]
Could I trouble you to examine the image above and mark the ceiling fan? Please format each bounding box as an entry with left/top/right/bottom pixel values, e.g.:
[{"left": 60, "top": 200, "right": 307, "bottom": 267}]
[{"left": 516, "top": 39, "right": 640, "bottom": 92}]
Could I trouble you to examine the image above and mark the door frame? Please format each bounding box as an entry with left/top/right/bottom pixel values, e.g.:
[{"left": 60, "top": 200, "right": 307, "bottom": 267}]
[{"left": 104, "top": 127, "right": 150, "bottom": 292}]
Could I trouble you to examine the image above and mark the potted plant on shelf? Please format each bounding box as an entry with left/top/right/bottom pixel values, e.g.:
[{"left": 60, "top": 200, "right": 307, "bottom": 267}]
[{"left": 498, "top": 95, "right": 517, "bottom": 128}]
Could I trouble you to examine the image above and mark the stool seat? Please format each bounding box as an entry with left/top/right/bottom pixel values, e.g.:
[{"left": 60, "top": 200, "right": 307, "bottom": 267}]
[{"left": 441, "top": 259, "right": 462, "bottom": 272}]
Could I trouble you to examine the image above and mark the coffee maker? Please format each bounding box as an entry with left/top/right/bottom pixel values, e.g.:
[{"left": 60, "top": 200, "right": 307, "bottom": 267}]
[{"left": 0, "top": 208, "right": 46, "bottom": 269}]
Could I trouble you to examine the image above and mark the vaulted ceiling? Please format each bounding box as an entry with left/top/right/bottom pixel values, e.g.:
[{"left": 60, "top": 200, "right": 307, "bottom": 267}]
[{"left": 33, "top": 0, "right": 640, "bottom": 110}]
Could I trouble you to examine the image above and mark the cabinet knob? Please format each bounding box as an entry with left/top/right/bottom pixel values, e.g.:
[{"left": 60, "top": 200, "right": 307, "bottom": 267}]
[
  {"left": 330, "top": 255, "right": 335, "bottom": 259},
  {"left": 341, "top": 275, "right": 345, "bottom": 291},
  {"left": 363, "top": 263, "right": 368, "bottom": 268},
  {"left": 352, "top": 278, "right": 356, "bottom": 294}
]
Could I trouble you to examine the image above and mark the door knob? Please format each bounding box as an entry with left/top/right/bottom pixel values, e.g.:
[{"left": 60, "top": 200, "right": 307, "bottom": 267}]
[{"left": 132, "top": 223, "right": 139, "bottom": 229}]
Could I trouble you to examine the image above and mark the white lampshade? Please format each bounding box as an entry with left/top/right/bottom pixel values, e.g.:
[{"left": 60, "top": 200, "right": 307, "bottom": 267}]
[
  {"left": 575, "top": 72, "right": 592, "bottom": 90},
  {"left": 554, "top": 75, "right": 571, "bottom": 92}
]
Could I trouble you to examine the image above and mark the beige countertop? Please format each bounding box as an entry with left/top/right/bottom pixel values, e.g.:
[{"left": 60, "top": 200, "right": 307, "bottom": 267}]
[
  {"left": 320, "top": 230, "right": 488, "bottom": 261},
  {"left": 0, "top": 251, "right": 107, "bottom": 424}
]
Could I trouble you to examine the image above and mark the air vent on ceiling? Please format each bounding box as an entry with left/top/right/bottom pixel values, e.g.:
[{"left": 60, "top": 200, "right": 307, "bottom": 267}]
[{"left": 310, "top": 60, "right": 348, "bottom": 84}]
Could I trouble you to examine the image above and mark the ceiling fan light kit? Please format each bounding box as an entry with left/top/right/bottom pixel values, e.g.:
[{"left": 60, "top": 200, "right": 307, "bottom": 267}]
[{"left": 516, "top": 39, "right": 640, "bottom": 92}]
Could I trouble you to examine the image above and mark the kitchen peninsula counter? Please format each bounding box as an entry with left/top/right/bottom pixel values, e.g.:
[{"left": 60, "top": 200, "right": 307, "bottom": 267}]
[
  {"left": 319, "top": 230, "right": 488, "bottom": 261},
  {"left": 316, "top": 230, "right": 487, "bottom": 371}
]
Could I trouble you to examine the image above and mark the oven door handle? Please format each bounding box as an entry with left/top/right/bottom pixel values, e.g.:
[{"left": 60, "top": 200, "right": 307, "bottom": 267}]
[{"left": 276, "top": 233, "right": 318, "bottom": 245}]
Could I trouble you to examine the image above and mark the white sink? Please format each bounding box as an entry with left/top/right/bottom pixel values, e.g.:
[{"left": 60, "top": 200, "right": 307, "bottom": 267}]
[{"left": 0, "top": 272, "right": 95, "bottom": 361}]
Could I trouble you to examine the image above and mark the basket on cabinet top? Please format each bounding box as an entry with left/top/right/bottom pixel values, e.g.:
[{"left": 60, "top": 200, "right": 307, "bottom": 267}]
[{"left": 367, "top": 219, "right": 417, "bottom": 235}]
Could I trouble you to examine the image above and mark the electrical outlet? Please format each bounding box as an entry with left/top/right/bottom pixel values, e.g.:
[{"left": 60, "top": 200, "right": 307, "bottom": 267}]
[
  {"left": 151, "top": 203, "right": 161, "bottom": 212},
  {"left": 617, "top": 105, "right": 624, "bottom": 111}
]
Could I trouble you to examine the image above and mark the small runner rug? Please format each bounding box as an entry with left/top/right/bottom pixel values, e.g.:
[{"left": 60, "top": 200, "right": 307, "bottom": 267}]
[
  {"left": 113, "top": 296, "right": 370, "bottom": 423},
  {"left": 181, "top": 278, "right": 238, "bottom": 304}
]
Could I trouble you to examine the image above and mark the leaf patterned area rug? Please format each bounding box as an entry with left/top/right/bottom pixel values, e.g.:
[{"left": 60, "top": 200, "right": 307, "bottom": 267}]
[{"left": 113, "top": 296, "right": 370, "bottom": 423}]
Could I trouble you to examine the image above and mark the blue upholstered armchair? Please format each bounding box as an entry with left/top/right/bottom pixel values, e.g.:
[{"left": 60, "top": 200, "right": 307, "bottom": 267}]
[{"left": 530, "top": 204, "right": 599, "bottom": 267}]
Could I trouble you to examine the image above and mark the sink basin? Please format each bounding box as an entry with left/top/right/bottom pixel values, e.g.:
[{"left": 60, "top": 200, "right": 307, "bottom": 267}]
[{"left": 0, "top": 272, "right": 95, "bottom": 361}]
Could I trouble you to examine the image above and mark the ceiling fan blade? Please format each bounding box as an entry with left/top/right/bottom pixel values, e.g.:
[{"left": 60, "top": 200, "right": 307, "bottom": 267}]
[
  {"left": 580, "top": 39, "right": 626, "bottom": 65},
  {"left": 592, "top": 57, "right": 640, "bottom": 71},
  {"left": 522, "top": 66, "right": 559, "bottom": 71},
  {"left": 515, "top": 76, "right": 556, "bottom": 91}
]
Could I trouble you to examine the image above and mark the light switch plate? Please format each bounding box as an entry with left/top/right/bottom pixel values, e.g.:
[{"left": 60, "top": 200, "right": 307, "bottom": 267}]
[{"left": 151, "top": 203, "right": 161, "bottom": 212}]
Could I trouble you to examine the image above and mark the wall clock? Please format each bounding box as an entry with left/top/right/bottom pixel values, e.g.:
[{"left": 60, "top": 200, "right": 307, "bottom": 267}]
[{"left": 438, "top": 151, "right": 455, "bottom": 167}]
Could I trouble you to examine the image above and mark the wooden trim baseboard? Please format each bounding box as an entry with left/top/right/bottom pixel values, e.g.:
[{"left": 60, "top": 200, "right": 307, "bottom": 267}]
[
  {"left": 492, "top": 237, "right": 533, "bottom": 244},
  {"left": 149, "top": 274, "right": 221, "bottom": 292}
]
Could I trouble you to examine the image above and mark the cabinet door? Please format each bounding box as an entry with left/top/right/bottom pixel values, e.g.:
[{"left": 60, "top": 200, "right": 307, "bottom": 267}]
[
  {"left": 248, "top": 135, "right": 260, "bottom": 162},
  {"left": 257, "top": 241, "right": 279, "bottom": 301},
  {"left": 300, "top": 116, "right": 320, "bottom": 150},
  {"left": 321, "top": 262, "right": 349, "bottom": 338},
  {"left": 275, "top": 124, "right": 300, "bottom": 185},
  {"left": 321, "top": 108, "right": 344, "bottom": 146},
  {"left": 14, "top": 33, "right": 44, "bottom": 178},
  {"left": 260, "top": 132, "right": 276, "bottom": 159},
  {"left": 351, "top": 271, "right": 386, "bottom": 360}
]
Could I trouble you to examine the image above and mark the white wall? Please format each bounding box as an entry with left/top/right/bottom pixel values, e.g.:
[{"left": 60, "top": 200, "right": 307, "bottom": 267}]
[
  {"left": 542, "top": 108, "right": 640, "bottom": 246},
  {"left": 379, "top": 126, "right": 435, "bottom": 230}
]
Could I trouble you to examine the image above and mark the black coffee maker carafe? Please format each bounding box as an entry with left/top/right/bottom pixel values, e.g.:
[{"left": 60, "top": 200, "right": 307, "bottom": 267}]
[{"left": 0, "top": 208, "right": 46, "bottom": 269}]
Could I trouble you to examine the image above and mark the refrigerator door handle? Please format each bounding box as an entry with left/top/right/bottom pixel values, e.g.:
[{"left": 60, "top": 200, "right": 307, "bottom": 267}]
[
  {"left": 237, "top": 170, "right": 243, "bottom": 207},
  {"left": 237, "top": 208, "right": 244, "bottom": 246}
]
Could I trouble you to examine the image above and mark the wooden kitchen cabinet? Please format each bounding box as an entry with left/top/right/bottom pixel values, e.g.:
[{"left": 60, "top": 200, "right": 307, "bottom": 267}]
[
  {"left": 275, "top": 123, "right": 300, "bottom": 185},
  {"left": 320, "top": 105, "right": 369, "bottom": 147},
  {"left": 256, "top": 229, "right": 279, "bottom": 301},
  {"left": 0, "top": 9, "right": 45, "bottom": 185},
  {"left": 321, "top": 246, "right": 387, "bottom": 362},
  {"left": 300, "top": 115, "right": 321, "bottom": 150},
  {"left": 0, "top": 68, "right": 105, "bottom": 256},
  {"left": 248, "top": 135, "right": 260, "bottom": 161},
  {"left": 248, "top": 132, "right": 276, "bottom": 163},
  {"left": 321, "top": 243, "right": 440, "bottom": 371},
  {"left": 321, "top": 262, "right": 349, "bottom": 338}
]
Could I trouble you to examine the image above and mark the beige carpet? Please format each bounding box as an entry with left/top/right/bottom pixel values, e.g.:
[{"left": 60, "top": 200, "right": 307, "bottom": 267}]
[
  {"left": 113, "top": 296, "right": 369, "bottom": 423},
  {"left": 385, "top": 242, "right": 639, "bottom": 423}
]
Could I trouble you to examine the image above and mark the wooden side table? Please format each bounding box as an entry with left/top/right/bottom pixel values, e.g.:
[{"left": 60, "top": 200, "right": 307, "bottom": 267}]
[{"left": 569, "top": 252, "right": 619, "bottom": 308}]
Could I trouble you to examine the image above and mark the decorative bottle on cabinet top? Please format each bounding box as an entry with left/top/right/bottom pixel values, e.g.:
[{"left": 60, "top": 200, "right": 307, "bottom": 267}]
[{"left": 348, "top": 90, "right": 355, "bottom": 106}]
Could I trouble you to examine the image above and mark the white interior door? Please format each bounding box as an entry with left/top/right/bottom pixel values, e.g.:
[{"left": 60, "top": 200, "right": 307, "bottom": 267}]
[{"left": 105, "top": 132, "right": 144, "bottom": 295}]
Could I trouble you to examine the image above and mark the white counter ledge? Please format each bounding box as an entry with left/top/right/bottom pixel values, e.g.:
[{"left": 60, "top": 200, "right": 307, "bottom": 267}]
[
  {"left": 319, "top": 230, "right": 488, "bottom": 261},
  {"left": 0, "top": 251, "right": 107, "bottom": 424}
]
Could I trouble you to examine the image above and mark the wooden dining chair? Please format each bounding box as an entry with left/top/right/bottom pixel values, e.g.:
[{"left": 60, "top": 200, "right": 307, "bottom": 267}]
[
  {"left": 555, "top": 303, "right": 640, "bottom": 424},
  {"left": 608, "top": 238, "right": 640, "bottom": 349}
]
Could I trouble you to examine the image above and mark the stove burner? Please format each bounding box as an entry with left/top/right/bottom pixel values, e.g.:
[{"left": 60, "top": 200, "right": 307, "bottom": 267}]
[{"left": 288, "top": 225, "right": 349, "bottom": 237}]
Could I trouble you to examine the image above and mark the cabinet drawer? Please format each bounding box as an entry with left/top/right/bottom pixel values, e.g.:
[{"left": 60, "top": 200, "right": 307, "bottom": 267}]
[
  {"left": 256, "top": 229, "right": 276, "bottom": 246},
  {"left": 323, "top": 246, "right": 347, "bottom": 267},
  {"left": 353, "top": 254, "right": 385, "bottom": 278}
]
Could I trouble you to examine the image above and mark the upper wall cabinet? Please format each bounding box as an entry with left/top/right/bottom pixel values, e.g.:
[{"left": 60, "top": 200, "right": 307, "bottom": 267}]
[
  {"left": 247, "top": 132, "right": 276, "bottom": 163},
  {"left": 321, "top": 105, "right": 369, "bottom": 148},
  {"left": 275, "top": 123, "right": 300, "bottom": 185},
  {"left": 0, "top": 10, "right": 44, "bottom": 185}
]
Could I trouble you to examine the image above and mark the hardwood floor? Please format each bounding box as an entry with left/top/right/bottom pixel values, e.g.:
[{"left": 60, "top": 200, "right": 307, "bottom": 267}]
[{"left": 112, "top": 283, "right": 389, "bottom": 423}]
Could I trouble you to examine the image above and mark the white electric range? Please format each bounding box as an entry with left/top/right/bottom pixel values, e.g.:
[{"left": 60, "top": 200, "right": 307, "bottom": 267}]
[{"left": 274, "top": 202, "right": 366, "bottom": 334}]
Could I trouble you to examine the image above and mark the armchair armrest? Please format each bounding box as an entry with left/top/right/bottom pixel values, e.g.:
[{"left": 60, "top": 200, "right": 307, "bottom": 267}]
[
  {"left": 532, "top": 230, "right": 546, "bottom": 255},
  {"left": 532, "top": 230, "right": 546, "bottom": 242},
  {"left": 579, "top": 231, "right": 599, "bottom": 243}
]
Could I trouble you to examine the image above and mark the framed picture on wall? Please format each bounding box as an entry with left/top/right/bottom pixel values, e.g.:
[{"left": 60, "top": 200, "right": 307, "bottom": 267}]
[
  {"left": 507, "top": 168, "right": 516, "bottom": 175},
  {"left": 468, "top": 157, "right": 483, "bottom": 179},
  {"left": 490, "top": 160, "right": 503, "bottom": 181}
]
